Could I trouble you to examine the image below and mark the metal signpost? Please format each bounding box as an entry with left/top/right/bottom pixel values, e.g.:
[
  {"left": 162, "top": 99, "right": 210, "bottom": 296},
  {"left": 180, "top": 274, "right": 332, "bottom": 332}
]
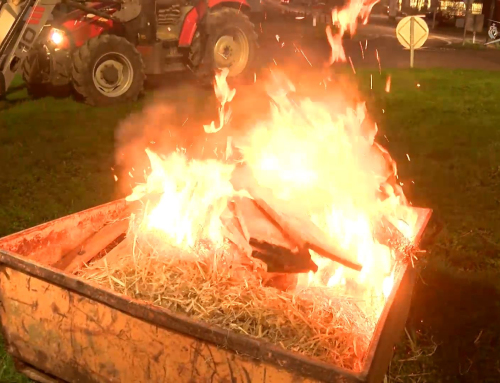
[{"left": 396, "top": 16, "right": 430, "bottom": 68}]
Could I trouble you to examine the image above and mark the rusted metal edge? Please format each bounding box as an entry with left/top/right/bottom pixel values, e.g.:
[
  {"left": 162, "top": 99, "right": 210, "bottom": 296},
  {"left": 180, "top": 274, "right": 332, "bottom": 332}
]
[
  {"left": 13, "top": 358, "right": 64, "bottom": 383},
  {"left": 359, "top": 208, "right": 434, "bottom": 380},
  {"left": 358, "top": 265, "right": 411, "bottom": 381},
  {"left": 0, "top": 200, "right": 128, "bottom": 248},
  {"left": 0, "top": 249, "right": 365, "bottom": 383},
  {"left": 411, "top": 208, "right": 434, "bottom": 249}
]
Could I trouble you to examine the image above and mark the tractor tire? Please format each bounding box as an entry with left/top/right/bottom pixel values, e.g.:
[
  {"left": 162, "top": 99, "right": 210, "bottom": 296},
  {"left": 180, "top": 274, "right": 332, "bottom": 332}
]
[
  {"left": 72, "top": 35, "right": 145, "bottom": 106},
  {"left": 22, "top": 48, "right": 50, "bottom": 99},
  {"left": 192, "top": 8, "right": 258, "bottom": 83}
]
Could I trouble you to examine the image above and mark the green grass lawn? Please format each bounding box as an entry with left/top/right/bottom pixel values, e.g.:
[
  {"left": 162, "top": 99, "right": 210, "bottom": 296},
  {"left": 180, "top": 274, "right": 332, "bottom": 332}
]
[{"left": 1, "top": 69, "right": 500, "bottom": 382}]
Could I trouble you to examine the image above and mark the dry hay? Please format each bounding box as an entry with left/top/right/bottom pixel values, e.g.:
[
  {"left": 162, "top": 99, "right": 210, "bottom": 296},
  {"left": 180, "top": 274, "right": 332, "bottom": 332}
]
[{"left": 77, "top": 231, "right": 385, "bottom": 372}]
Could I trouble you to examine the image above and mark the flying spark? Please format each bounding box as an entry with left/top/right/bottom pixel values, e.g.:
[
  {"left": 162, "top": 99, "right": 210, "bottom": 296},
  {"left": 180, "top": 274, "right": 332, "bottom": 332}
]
[
  {"left": 348, "top": 56, "right": 356, "bottom": 74},
  {"left": 300, "top": 49, "right": 312, "bottom": 67},
  {"left": 385, "top": 76, "right": 391, "bottom": 93},
  {"left": 359, "top": 41, "right": 365, "bottom": 59},
  {"left": 376, "top": 49, "right": 381, "bottom": 74}
]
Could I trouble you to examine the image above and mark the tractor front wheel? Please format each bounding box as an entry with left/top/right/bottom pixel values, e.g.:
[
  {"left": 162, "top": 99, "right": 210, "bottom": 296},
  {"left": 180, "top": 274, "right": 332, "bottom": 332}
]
[
  {"left": 194, "top": 8, "right": 258, "bottom": 81},
  {"left": 22, "top": 47, "right": 51, "bottom": 99},
  {"left": 72, "top": 35, "right": 145, "bottom": 106}
]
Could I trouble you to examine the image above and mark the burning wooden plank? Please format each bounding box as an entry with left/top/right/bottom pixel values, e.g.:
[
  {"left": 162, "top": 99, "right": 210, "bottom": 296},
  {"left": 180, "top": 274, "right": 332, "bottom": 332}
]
[
  {"left": 250, "top": 239, "right": 317, "bottom": 274},
  {"left": 249, "top": 194, "right": 363, "bottom": 271},
  {"left": 228, "top": 196, "right": 321, "bottom": 274},
  {"left": 230, "top": 165, "right": 363, "bottom": 272}
]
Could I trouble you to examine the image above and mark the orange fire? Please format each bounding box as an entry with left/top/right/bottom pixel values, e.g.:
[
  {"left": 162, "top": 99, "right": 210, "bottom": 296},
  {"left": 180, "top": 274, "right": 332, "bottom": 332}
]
[
  {"left": 126, "top": 149, "right": 238, "bottom": 248},
  {"left": 126, "top": 71, "right": 416, "bottom": 305},
  {"left": 237, "top": 70, "right": 416, "bottom": 300},
  {"left": 204, "top": 68, "right": 236, "bottom": 134},
  {"left": 327, "top": 0, "right": 380, "bottom": 65},
  {"left": 124, "top": 0, "right": 416, "bottom": 315}
]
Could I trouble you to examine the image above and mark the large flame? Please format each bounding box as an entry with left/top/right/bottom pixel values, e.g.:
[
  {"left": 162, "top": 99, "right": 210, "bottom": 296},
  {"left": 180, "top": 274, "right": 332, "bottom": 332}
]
[
  {"left": 124, "top": 0, "right": 415, "bottom": 320},
  {"left": 237, "top": 71, "right": 414, "bottom": 300},
  {"left": 126, "top": 149, "right": 237, "bottom": 248},
  {"left": 126, "top": 75, "right": 416, "bottom": 305}
]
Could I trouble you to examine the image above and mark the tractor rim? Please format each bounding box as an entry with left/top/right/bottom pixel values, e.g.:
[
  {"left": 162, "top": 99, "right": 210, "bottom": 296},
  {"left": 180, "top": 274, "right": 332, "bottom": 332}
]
[
  {"left": 213, "top": 29, "right": 250, "bottom": 77},
  {"left": 92, "top": 53, "right": 134, "bottom": 98}
]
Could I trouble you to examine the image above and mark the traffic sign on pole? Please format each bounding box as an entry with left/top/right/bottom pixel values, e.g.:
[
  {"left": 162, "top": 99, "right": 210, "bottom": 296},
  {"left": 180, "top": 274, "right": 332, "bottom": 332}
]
[{"left": 396, "top": 16, "right": 429, "bottom": 68}]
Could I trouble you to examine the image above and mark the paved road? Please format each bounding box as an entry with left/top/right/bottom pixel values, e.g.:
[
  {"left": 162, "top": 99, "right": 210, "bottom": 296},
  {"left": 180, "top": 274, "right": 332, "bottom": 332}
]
[{"left": 256, "top": 7, "right": 500, "bottom": 71}]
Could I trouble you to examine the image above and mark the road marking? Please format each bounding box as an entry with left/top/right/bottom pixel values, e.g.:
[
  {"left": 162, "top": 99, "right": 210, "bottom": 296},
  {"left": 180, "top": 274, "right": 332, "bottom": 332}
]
[{"left": 430, "top": 35, "right": 453, "bottom": 45}]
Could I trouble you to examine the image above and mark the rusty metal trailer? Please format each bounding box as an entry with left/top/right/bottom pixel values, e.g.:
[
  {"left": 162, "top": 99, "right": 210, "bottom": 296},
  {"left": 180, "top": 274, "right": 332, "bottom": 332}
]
[{"left": 0, "top": 200, "right": 433, "bottom": 383}]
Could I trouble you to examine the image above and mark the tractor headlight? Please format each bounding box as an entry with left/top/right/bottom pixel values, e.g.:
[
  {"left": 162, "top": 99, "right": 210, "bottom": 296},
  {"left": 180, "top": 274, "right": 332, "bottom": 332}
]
[{"left": 50, "top": 29, "right": 64, "bottom": 45}]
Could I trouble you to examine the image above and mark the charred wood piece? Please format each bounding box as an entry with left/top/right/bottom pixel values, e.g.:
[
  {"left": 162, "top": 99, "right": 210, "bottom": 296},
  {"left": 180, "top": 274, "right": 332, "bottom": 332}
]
[{"left": 250, "top": 239, "right": 318, "bottom": 274}]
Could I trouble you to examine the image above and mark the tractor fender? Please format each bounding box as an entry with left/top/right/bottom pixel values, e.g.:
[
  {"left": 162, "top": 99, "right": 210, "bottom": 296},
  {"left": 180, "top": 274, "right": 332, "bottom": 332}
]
[
  {"left": 207, "top": 0, "right": 251, "bottom": 9},
  {"left": 178, "top": 0, "right": 251, "bottom": 47},
  {"left": 113, "top": 0, "right": 142, "bottom": 23}
]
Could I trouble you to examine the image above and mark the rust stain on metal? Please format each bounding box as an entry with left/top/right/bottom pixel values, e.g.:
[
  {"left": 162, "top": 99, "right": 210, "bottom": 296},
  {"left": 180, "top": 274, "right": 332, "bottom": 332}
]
[
  {"left": 0, "top": 200, "right": 128, "bottom": 265},
  {"left": 0, "top": 201, "right": 433, "bottom": 383},
  {"left": 0, "top": 268, "right": 329, "bottom": 383}
]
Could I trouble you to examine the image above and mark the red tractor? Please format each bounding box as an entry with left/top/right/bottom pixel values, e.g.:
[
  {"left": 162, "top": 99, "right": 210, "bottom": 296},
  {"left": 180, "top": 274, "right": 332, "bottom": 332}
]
[{"left": 0, "top": 0, "right": 260, "bottom": 106}]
